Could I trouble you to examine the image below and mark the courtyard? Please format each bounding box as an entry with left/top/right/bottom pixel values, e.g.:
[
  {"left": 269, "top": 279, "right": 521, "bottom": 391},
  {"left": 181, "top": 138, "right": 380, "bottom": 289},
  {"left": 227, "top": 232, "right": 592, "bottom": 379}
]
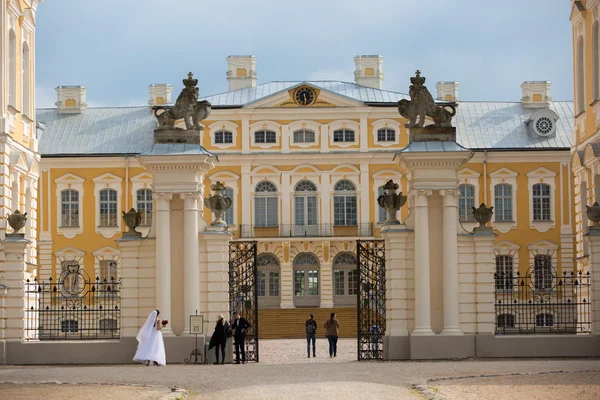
[{"left": 0, "top": 340, "right": 599, "bottom": 399}]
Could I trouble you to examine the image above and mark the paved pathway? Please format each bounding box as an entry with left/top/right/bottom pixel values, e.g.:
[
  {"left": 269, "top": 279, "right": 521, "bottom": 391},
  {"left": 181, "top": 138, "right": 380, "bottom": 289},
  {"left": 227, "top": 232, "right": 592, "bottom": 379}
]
[{"left": 260, "top": 338, "right": 355, "bottom": 363}]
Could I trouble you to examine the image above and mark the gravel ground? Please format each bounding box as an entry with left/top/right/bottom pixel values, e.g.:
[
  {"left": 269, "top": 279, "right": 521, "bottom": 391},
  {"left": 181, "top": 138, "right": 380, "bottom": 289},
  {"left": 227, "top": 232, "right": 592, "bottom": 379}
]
[
  {"left": 432, "top": 371, "right": 600, "bottom": 400},
  {"left": 0, "top": 340, "right": 599, "bottom": 400},
  {"left": 0, "top": 383, "right": 173, "bottom": 400}
]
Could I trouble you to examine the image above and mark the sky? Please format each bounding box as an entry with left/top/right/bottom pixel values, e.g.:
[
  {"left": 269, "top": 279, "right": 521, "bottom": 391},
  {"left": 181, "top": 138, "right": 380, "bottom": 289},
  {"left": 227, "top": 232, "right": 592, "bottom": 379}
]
[{"left": 35, "top": 0, "right": 573, "bottom": 108}]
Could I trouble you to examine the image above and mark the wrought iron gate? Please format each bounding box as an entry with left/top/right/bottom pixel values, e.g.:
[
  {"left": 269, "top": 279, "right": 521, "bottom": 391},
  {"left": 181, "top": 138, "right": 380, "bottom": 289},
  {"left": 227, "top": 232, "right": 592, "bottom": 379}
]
[
  {"left": 357, "top": 240, "right": 386, "bottom": 361},
  {"left": 229, "top": 241, "right": 259, "bottom": 362}
]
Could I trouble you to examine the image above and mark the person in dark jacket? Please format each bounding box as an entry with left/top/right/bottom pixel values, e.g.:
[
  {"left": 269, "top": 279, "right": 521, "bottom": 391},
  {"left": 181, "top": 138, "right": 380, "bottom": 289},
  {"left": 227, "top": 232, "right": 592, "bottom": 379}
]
[
  {"left": 208, "top": 314, "right": 230, "bottom": 364},
  {"left": 231, "top": 312, "right": 251, "bottom": 364},
  {"left": 305, "top": 313, "right": 317, "bottom": 358}
]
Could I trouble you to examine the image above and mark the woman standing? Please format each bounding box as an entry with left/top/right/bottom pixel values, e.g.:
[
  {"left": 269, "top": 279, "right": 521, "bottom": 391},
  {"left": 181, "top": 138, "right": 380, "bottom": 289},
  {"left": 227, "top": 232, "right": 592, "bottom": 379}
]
[
  {"left": 323, "top": 312, "right": 340, "bottom": 358},
  {"left": 209, "top": 314, "right": 230, "bottom": 364},
  {"left": 133, "top": 310, "right": 166, "bottom": 366}
]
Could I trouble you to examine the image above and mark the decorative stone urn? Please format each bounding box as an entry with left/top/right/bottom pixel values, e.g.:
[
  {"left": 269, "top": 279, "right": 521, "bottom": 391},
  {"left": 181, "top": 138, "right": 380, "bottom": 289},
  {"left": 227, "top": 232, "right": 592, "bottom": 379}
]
[
  {"left": 6, "top": 210, "right": 27, "bottom": 236},
  {"left": 122, "top": 208, "right": 142, "bottom": 237},
  {"left": 472, "top": 203, "right": 493, "bottom": 229},
  {"left": 204, "top": 181, "right": 233, "bottom": 227},
  {"left": 586, "top": 202, "right": 600, "bottom": 228},
  {"left": 376, "top": 180, "right": 407, "bottom": 225}
]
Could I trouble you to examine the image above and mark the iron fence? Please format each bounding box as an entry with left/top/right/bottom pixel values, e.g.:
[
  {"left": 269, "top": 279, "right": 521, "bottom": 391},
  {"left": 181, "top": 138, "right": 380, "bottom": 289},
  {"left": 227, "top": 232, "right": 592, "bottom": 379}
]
[
  {"left": 494, "top": 266, "right": 591, "bottom": 335},
  {"left": 25, "top": 264, "right": 121, "bottom": 340},
  {"left": 239, "top": 223, "right": 373, "bottom": 238}
]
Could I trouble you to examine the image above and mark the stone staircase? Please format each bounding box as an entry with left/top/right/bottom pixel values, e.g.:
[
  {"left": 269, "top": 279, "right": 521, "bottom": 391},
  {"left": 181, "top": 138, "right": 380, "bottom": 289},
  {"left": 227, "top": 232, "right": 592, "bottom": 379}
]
[{"left": 257, "top": 308, "right": 357, "bottom": 339}]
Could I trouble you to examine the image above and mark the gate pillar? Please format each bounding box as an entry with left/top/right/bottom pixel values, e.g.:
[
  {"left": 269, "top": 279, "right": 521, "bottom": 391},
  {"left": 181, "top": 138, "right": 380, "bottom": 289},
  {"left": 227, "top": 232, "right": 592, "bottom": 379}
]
[
  {"left": 200, "top": 230, "right": 233, "bottom": 328},
  {"left": 587, "top": 230, "right": 600, "bottom": 334},
  {"left": 381, "top": 226, "right": 413, "bottom": 360}
]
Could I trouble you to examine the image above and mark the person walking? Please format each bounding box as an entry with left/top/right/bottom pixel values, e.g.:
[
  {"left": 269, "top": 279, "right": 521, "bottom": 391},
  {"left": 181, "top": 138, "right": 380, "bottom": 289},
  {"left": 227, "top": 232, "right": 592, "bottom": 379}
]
[
  {"left": 133, "top": 310, "right": 166, "bottom": 366},
  {"left": 231, "top": 311, "right": 251, "bottom": 364},
  {"left": 305, "top": 313, "right": 317, "bottom": 358},
  {"left": 323, "top": 312, "right": 340, "bottom": 358},
  {"left": 208, "top": 314, "right": 230, "bottom": 364}
]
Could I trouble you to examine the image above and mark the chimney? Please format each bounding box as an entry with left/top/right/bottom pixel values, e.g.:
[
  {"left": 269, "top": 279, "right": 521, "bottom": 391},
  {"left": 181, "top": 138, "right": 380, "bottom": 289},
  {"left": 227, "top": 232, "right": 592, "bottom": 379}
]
[
  {"left": 148, "top": 84, "right": 172, "bottom": 106},
  {"left": 55, "top": 86, "right": 87, "bottom": 114},
  {"left": 521, "top": 81, "right": 552, "bottom": 108},
  {"left": 226, "top": 55, "right": 257, "bottom": 91},
  {"left": 354, "top": 55, "right": 384, "bottom": 89},
  {"left": 436, "top": 81, "right": 459, "bottom": 102}
]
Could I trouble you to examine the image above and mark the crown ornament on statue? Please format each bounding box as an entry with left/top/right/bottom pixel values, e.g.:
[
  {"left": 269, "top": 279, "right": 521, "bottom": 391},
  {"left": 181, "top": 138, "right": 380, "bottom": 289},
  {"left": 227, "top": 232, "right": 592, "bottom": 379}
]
[
  {"left": 183, "top": 72, "right": 198, "bottom": 88},
  {"left": 410, "top": 70, "right": 426, "bottom": 86}
]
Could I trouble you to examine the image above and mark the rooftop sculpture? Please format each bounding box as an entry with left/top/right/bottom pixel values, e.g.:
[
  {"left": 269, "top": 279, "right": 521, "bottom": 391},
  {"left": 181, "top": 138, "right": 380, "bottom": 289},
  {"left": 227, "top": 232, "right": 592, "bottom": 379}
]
[
  {"left": 397, "top": 70, "right": 456, "bottom": 129},
  {"left": 153, "top": 72, "right": 211, "bottom": 131}
]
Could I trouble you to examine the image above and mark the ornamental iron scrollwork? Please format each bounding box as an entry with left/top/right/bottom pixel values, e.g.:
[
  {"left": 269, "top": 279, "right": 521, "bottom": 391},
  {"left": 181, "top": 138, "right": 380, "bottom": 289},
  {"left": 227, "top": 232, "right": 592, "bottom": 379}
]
[
  {"left": 357, "top": 240, "right": 386, "bottom": 361},
  {"left": 229, "top": 241, "right": 259, "bottom": 362}
]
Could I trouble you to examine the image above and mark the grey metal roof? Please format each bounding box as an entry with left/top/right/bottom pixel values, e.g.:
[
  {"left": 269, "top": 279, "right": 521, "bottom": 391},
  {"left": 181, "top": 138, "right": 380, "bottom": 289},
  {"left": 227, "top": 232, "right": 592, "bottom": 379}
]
[
  {"left": 141, "top": 143, "right": 216, "bottom": 157},
  {"left": 202, "top": 81, "right": 409, "bottom": 106},
  {"left": 454, "top": 101, "right": 573, "bottom": 149},
  {"left": 398, "top": 141, "right": 469, "bottom": 153}
]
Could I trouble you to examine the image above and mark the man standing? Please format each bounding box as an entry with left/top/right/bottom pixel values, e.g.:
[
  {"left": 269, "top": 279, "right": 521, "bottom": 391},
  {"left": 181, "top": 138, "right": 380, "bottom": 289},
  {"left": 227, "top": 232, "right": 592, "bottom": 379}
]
[
  {"left": 231, "top": 312, "right": 251, "bottom": 364},
  {"left": 305, "top": 313, "right": 317, "bottom": 358}
]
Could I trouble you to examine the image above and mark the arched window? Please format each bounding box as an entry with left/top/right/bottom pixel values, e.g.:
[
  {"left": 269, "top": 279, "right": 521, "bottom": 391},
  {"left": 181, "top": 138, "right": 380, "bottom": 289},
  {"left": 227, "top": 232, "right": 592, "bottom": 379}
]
[
  {"left": 334, "top": 180, "right": 357, "bottom": 226},
  {"left": 294, "top": 180, "right": 318, "bottom": 235},
  {"left": 255, "top": 181, "right": 278, "bottom": 227},
  {"left": 594, "top": 22, "right": 600, "bottom": 101},
  {"left": 534, "top": 254, "right": 553, "bottom": 290},
  {"left": 577, "top": 36, "right": 585, "bottom": 114},
  {"left": 223, "top": 187, "right": 234, "bottom": 226},
  {"left": 495, "top": 255, "right": 513, "bottom": 290},
  {"left": 255, "top": 130, "right": 276, "bottom": 143},
  {"left": 458, "top": 184, "right": 475, "bottom": 222},
  {"left": 293, "top": 253, "right": 320, "bottom": 307},
  {"left": 8, "top": 29, "right": 16, "bottom": 106},
  {"left": 333, "top": 129, "right": 355, "bottom": 142},
  {"left": 496, "top": 314, "right": 515, "bottom": 329},
  {"left": 494, "top": 184, "right": 513, "bottom": 222},
  {"left": 61, "top": 319, "right": 78, "bottom": 333},
  {"left": 22, "top": 42, "right": 31, "bottom": 116},
  {"left": 61, "top": 189, "right": 79, "bottom": 227},
  {"left": 257, "top": 253, "right": 280, "bottom": 308},
  {"left": 535, "top": 313, "right": 553, "bottom": 327},
  {"left": 215, "top": 130, "right": 233, "bottom": 144},
  {"left": 333, "top": 252, "right": 357, "bottom": 306},
  {"left": 376, "top": 128, "right": 395, "bottom": 142},
  {"left": 293, "top": 129, "right": 315, "bottom": 143},
  {"left": 532, "top": 183, "right": 551, "bottom": 221},
  {"left": 99, "top": 189, "right": 118, "bottom": 226},
  {"left": 136, "top": 189, "right": 152, "bottom": 226}
]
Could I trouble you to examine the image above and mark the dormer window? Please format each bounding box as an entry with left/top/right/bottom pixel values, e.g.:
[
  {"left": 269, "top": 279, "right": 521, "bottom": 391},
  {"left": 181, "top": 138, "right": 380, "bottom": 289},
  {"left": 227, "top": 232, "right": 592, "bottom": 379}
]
[
  {"left": 526, "top": 110, "right": 559, "bottom": 138},
  {"left": 534, "top": 117, "right": 553, "bottom": 136}
]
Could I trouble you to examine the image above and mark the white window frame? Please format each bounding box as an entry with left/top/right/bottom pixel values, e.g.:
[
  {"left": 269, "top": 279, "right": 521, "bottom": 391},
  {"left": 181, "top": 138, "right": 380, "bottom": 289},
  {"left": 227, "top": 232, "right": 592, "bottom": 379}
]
[
  {"left": 458, "top": 168, "right": 480, "bottom": 232},
  {"left": 130, "top": 172, "right": 153, "bottom": 237},
  {"left": 292, "top": 180, "right": 319, "bottom": 236},
  {"left": 208, "top": 121, "right": 238, "bottom": 149},
  {"left": 54, "top": 246, "right": 86, "bottom": 278},
  {"left": 93, "top": 173, "right": 123, "bottom": 238},
  {"left": 328, "top": 120, "right": 359, "bottom": 148},
  {"left": 493, "top": 241, "right": 520, "bottom": 292},
  {"left": 285, "top": 120, "right": 320, "bottom": 149},
  {"left": 250, "top": 121, "right": 281, "bottom": 149},
  {"left": 256, "top": 253, "right": 281, "bottom": 309},
  {"left": 208, "top": 172, "right": 240, "bottom": 231},
  {"left": 332, "top": 252, "right": 358, "bottom": 307},
  {"left": 489, "top": 167, "right": 518, "bottom": 233},
  {"left": 254, "top": 180, "right": 279, "bottom": 227},
  {"left": 527, "top": 240, "right": 559, "bottom": 272},
  {"left": 333, "top": 179, "right": 358, "bottom": 226},
  {"left": 526, "top": 168, "right": 557, "bottom": 232},
  {"left": 55, "top": 173, "right": 85, "bottom": 239},
  {"left": 372, "top": 171, "right": 403, "bottom": 225},
  {"left": 92, "top": 246, "right": 121, "bottom": 282},
  {"left": 371, "top": 119, "right": 401, "bottom": 146},
  {"left": 293, "top": 252, "right": 320, "bottom": 307},
  {"left": 136, "top": 188, "right": 153, "bottom": 227}
]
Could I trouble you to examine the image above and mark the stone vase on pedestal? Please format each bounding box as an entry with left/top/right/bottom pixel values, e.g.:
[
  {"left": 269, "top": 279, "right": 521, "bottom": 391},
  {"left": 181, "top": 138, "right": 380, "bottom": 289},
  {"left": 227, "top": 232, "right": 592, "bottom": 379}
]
[
  {"left": 122, "top": 208, "right": 142, "bottom": 238},
  {"left": 204, "top": 181, "right": 232, "bottom": 230},
  {"left": 377, "top": 180, "right": 407, "bottom": 226},
  {"left": 6, "top": 210, "right": 27, "bottom": 238}
]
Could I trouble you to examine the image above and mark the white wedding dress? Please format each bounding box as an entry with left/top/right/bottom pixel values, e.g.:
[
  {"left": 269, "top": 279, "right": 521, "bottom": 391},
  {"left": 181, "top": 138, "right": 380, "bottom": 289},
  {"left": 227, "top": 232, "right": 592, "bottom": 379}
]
[{"left": 133, "top": 310, "right": 166, "bottom": 366}]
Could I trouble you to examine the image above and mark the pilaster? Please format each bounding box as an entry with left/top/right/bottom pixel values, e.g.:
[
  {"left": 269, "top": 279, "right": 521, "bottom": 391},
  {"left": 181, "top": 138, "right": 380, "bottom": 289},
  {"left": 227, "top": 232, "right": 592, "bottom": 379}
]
[
  {"left": 281, "top": 172, "right": 291, "bottom": 227},
  {"left": 319, "top": 261, "right": 334, "bottom": 308},
  {"left": 588, "top": 231, "right": 600, "bottom": 335},
  {"left": 279, "top": 262, "right": 294, "bottom": 308},
  {"left": 37, "top": 237, "right": 53, "bottom": 279},
  {"left": 1, "top": 237, "right": 31, "bottom": 341},
  {"left": 359, "top": 115, "right": 368, "bottom": 152},
  {"left": 359, "top": 163, "right": 370, "bottom": 226},
  {"left": 412, "top": 189, "right": 433, "bottom": 336},
  {"left": 440, "top": 190, "right": 462, "bottom": 335},
  {"left": 241, "top": 165, "right": 251, "bottom": 226}
]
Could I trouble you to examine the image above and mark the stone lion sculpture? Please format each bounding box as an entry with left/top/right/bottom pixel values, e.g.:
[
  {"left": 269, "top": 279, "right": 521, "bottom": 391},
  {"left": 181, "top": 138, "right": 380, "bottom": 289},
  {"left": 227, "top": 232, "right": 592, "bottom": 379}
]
[
  {"left": 397, "top": 71, "right": 456, "bottom": 129},
  {"left": 153, "top": 72, "right": 212, "bottom": 130}
]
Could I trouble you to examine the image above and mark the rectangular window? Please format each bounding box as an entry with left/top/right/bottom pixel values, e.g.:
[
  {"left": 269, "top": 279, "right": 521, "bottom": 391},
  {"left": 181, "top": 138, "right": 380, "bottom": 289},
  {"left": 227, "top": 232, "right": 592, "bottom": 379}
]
[
  {"left": 348, "top": 269, "right": 358, "bottom": 296},
  {"left": 534, "top": 254, "right": 552, "bottom": 290},
  {"left": 376, "top": 128, "right": 395, "bottom": 142},
  {"left": 494, "top": 184, "right": 513, "bottom": 222},
  {"left": 458, "top": 184, "right": 475, "bottom": 222},
  {"left": 215, "top": 131, "right": 233, "bottom": 144},
  {"left": 61, "top": 320, "right": 78, "bottom": 333},
  {"left": 532, "top": 184, "right": 551, "bottom": 221},
  {"left": 99, "top": 260, "right": 118, "bottom": 282},
  {"left": 293, "top": 130, "right": 315, "bottom": 143},
  {"left": 269, "top": 271, "right": 279, "bottom": 296},
  {"left": 255, "top": 197, "right": 278, "bottom": 227},
  {"left": 334, "top": 269, "right": 345, "bottom": 296},
  {"left": 333, "top": 129, "right": 355, "bottom": 142},
  {"left": 257, "top": 270, "right": 266, "bottom": 297},
  {"left": 495, "top": 255, "right": 513, "bottom": 290},
  {"left": 255, "top": 130, "right": 276, "bottom": 143},
  {"left": 377, "top": 186, "right": 386, "bottom": 223},
  {"left": 223, "top": 187, "right": 234, "bottom": 226},
  {"left": 294, "top": 270, "right": 305, "bottom": 296},
  {"left": 307, "top": 270, "right": 319, "bottom": 296},
  {"left": 136, "top": 189, "right": 153, "bottom": 226},
  {"left": 61, "top": 190, "right": 79, "bottom": 227},
  {"left": 99, "top": 189, "right": 118, "bottom": 226},
  {"left": 334, "top": 196, "right": 357, "bottom": 226}
]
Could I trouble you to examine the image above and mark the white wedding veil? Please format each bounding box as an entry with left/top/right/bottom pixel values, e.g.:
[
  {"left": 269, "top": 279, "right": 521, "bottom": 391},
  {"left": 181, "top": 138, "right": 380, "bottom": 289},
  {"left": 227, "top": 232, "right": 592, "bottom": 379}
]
[{"left": 137, "top": 310, "right": 158, "bottom": 343}]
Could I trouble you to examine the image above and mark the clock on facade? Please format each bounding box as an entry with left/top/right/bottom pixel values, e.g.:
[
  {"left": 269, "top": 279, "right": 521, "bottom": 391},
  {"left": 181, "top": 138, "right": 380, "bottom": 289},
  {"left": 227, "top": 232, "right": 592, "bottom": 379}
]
[{"left": 293, "top": 87, "right": 317, "bottom": 106}]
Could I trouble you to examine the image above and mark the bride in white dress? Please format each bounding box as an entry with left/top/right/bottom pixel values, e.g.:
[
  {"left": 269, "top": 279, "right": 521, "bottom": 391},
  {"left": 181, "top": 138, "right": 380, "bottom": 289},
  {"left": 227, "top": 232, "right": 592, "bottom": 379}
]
[{"left": 133, "top": 310, "right": 166, "bottom": 366}]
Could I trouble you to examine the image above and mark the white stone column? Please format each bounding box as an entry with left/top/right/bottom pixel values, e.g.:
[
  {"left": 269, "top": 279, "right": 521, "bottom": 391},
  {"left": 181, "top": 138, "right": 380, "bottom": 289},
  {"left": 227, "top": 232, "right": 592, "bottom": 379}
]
[
  {"left": 241, "top": 165, "right": 251, "bottom": 228},
  {"left": 320, "top": 124, "right": 329, "bottom": 153},
  {"left": 321, "top": 172, "right": 332, "bottom": 228},
  {"left": 319, "top": 261, "right": 334, "bottom": 308},
  {"left": 241, "top": 114, "right": 250, "bottom": 155},
  {"left": 182, "top": 192, "right": 201, "bottom": 334},
  {"left": 154, "top": 192, "right": 174, "bottom": 335},
  {"left": 359, "top": 114, "right": 368, "bottom": 152},
  {"left": 359, "top": 163, "right": 370, "bottom": 234},
  {"left": 281, "top": 172, "right": 291, "bottom": 229},
  {"left": 440, "top": 190, "right": 462, "bottom": 335},
  {"left": 474, "top": 232, "right": 496, "bottom": 334},
  {"left": 412, "top": 190, "right": 434, "bottom": 335},
  {"left": 588, "top": 230, "right": 600, "bottom": 335},
  {"left": 280, "top": 261, "right": 295, "bottom": 308}
]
